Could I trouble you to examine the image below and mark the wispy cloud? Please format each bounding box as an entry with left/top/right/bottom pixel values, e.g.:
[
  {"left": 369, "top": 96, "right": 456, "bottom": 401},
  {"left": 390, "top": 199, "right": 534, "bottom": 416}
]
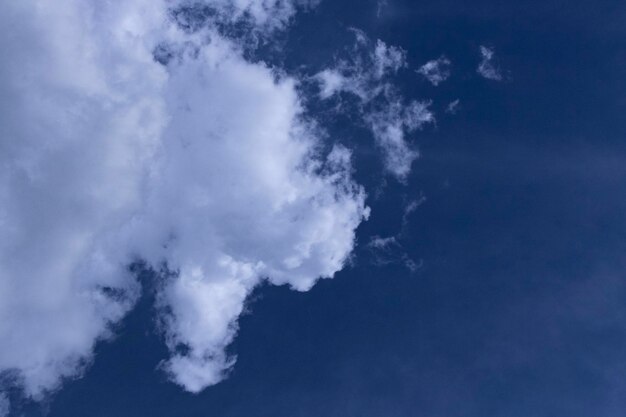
[
  {"left": 376, "top": 0, "right": 389, "bottom": 18},
  {"left": 366, "top": 195, "right": 425, "bottom": 272},
  {"left": 367, "top": 235, "right": 421, "bottom": 272},
  {"left": 417, "top": 55, "right": 452, "bottom": 86},
  {"left": 313, "top": 30, "right": 434, "bottom": 181},
  {"left": 446, "top": 99, "right": 461, "bottom": 114},
  {"left": 477, "top": 45, "right": 503, "bottom": 81}
]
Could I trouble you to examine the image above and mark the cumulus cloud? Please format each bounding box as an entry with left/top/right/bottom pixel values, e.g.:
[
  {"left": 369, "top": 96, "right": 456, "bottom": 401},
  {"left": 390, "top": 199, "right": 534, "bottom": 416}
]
[
  {"left": 0, "top": 0, "right": 367, "bottom": 407},
  {"left": 477, "top": 45, "right": 502, "bottom": 81},
  {"left": 0, "top": 0, "right": 167, "bottom": 399},
  {"left": 417, "top": 55, "right": 451, "bottom": 86},
  {"left": 313, "top": 31, "right": 434, "bottom": 181},
  {"left": 142, "top": 42, "right": 368, "bottom": 390}
]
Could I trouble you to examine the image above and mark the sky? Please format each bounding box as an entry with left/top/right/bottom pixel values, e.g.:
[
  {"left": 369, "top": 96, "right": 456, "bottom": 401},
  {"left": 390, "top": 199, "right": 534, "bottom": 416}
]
[{"left": 1, "top": 0, "right": 626, "bottom": 416}]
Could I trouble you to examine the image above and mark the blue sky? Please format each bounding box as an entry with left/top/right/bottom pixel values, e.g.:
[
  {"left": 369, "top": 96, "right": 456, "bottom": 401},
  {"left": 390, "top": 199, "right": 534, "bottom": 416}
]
[{"left": 2, "top": 0, "right": 626, "bottom": 416}]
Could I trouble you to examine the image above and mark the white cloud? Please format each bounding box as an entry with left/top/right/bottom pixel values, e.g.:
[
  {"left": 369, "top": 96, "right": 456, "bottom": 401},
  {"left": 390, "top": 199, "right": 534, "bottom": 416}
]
[
  {"left": 417, "top": 55, "right": 451, "bottom": 86},
  {"left": 373, "top": 40, "right": 407, "bottom": 79},
  {"left": 0, "top": 0, "right": 367, "bottom": 406},
  {"left": 139, "top": 40, "right": 369, "bottom": 390},
  {"left": 313, "top": 31, "right": 434, "bottom": 181},
  {"left": 365, "top": 101, "right": 433, "bottom": 180},
  {"left": 0, "top": 0, "right": 167, "bottom": 399},
  {"left": 315, "top": 69, "right": 348, "bottom": 99},
  {"left": 368, "top": 236, "right": 398, "bottom": 249},
  {"left": 477, "top": 45, "right": 502, "bottom": 81}
]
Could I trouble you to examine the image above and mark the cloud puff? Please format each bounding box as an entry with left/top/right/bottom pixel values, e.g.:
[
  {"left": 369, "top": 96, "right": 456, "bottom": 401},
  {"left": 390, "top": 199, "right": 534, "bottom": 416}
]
[
  {"left": 0, "top": 0, "right": 167, "bottom": 399},
  {"left": 417, "top": 55, "right": 451, "bottom": 86},
  {"left": 0, "top": 0, "right": 367, "bottom": 406},
  {"left": 141, "top": 37, "right": 368, "bottom": 391},
  {"left": 313, "top": 31, "right": 433, "bottom": 181},
  {"left": 477, "top": 45, "right": 502, "bottom": 81}
]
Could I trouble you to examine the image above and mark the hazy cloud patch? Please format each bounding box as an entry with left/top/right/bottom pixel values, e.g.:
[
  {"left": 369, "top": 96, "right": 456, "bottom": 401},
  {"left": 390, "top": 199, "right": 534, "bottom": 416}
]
[
  {"left": 477, "top": 45, "right": 502, "bottom": 81},
  {"left": 446, "top": 99, "right": 461, "bottom": 114},
  {"left": 417, "top": 55, "right": 451, "bottom": 86}
]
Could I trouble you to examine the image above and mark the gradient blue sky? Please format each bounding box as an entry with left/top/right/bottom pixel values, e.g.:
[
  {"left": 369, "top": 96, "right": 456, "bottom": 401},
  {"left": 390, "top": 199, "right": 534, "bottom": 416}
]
[{"left": 5, "top": 0, "right": 626, "bottom": 416}]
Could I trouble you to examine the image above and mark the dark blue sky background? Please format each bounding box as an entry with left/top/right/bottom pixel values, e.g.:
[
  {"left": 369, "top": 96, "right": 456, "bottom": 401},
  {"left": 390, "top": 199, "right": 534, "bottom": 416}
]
[{"left": 15, "top": 0, "right": 626, "bottom": 416}]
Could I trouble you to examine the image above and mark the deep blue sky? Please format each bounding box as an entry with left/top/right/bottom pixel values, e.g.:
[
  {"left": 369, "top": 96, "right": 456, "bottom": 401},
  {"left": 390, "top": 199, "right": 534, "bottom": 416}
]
[{"left": 16, "top": 0, "right": 626, "bottom": 416}]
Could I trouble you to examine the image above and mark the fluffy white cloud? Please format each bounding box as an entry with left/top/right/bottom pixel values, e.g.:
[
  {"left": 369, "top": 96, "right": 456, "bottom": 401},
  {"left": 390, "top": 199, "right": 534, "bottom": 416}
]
[
  {"left": 417, "top": 55, "right": 451, "bottom": 86},
  {"left": 0, "top": 0, "right": 367, "bottom": 406},
  {"left": 138, "top": 38, "right": 368, "bottom": 391},
  {"left": 477, "top": 45, "right": 502, "bottom": 81},
  {"left": 313, "top": 31, "right": 433, "bottom": 181},
  {"left": 0, "top": 0, "right": 168, "bottom": 399}
]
